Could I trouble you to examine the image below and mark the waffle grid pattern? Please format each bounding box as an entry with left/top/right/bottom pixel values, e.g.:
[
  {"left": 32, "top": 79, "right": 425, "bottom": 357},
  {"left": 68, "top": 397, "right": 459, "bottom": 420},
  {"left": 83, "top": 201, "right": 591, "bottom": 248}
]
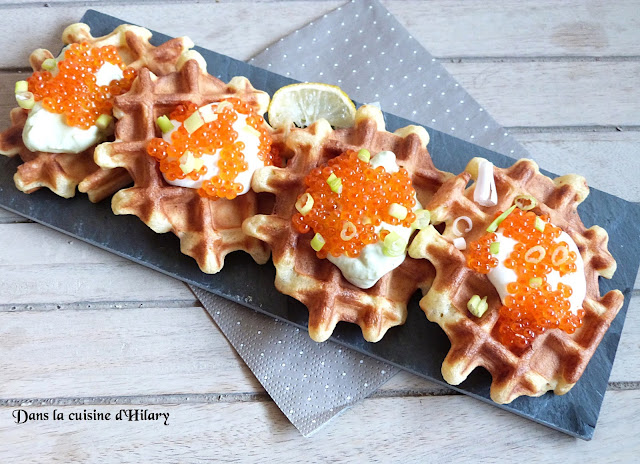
[
  {"left": 409, "top": 158, "right": 624, "bottom": 403},
  {"left": 244, "top": 105, "right": 452, "bottom": 342},
  {"left": 94, "top": 60, "right": 272, "bottom": 273},
  {"left": 0, "top": 23, "right": 197, "bottom": 202}
]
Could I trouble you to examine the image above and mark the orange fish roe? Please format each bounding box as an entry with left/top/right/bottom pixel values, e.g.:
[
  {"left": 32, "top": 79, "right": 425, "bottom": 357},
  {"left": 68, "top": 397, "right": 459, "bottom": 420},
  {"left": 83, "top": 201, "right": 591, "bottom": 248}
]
[
  {"left": 146, "top": 98, "right": 275, "bottom": 200},
  {"left": 467, "top": 208, "right": 585, "bottom": 351},
  {"left": 26, "top": 42, "right": 136, "bottom": 129},
  {"left": 292, "top": 150, "right": 417, "bottom": 259}
]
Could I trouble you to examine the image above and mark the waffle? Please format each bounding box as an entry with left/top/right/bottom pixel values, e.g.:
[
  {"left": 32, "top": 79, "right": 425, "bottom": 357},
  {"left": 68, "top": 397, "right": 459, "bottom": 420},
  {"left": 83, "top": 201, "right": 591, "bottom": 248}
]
[
  {"left": 0, "top": 23, "right": 200, "bottom": 202},
  {"left": 408, "top": 157, "right": 624, "bottom": 403},
  {"left": 94, "top": 59, "right": 272, "bottom": 273},
  {"left": 243, "top": 105, "right": 453, "bottom": 342}
]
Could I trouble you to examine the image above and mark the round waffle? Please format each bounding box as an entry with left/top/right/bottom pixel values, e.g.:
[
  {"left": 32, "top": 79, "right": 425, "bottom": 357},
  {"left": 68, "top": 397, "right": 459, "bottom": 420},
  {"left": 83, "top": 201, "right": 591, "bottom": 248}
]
[
  {"left": 0, "top": 23, "right": 199, "bottom": 202},
  {"left": 94, "top": 59, "right": 273, "bottom": 273},
  {"left": 243, "top": 105, "right": 453, "bottom": 342},
  {"left": 408, "top": 157, "right": 624, "bottom": 403}
]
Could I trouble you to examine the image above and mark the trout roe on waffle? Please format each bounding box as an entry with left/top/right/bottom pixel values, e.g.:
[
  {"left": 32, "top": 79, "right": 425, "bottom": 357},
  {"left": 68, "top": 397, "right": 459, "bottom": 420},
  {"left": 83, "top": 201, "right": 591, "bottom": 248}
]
[
  {"left": 292, "top": 149, "right": 417, "bottom": 259},
  {"left": 27, "top": 42, "right": 136, "bottom": 129},
  {"left": 147, "top": 99, "right": 276, "bottom": 200},
  {"left": 467, "top": 208, "right": 585, "bottom": 351}
]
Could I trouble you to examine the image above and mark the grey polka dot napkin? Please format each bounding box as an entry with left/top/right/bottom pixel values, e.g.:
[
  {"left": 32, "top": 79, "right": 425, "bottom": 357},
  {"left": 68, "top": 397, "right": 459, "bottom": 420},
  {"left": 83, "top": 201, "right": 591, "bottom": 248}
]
[
  {"left": 194, "top": 0, "right": 530, "bottom": 436},
  {"left": 191, "top": 286, "right": 397, "bottom": 437}
]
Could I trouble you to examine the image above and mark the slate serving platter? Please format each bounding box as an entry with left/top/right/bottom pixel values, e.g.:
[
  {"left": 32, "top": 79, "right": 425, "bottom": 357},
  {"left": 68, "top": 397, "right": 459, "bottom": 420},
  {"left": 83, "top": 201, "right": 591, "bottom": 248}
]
[{"left": 1, "top": 9, "right": 638, "bottom": 440}]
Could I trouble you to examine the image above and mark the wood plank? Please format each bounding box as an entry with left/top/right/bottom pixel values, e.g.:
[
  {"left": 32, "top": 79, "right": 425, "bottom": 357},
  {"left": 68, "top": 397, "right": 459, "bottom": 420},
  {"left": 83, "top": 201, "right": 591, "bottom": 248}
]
[
  {"left": 0, "top": 207, "right": 28, "bottom": 223},
  {"left": 389, "top": 0, "right": 640, "bottom": 58},
  {"left": 606, "top": 296, "right": 639, "bottom": 382},
  {"left": 0, "top": 223, "right": 194, "bottom": 305},
  {"left": 377, "top": 370, "right": 441, "bottom": 393},
  {"left": 1, "top": 296, "right": 636, "bottom": 400},
  {"left": 439, "top": 61, "right": 640, "bottom": 127},
  {"left": 515, "top": 131, "right": 640, "bottom": 203},
  {"left": 0, "top": 299, "right": 443, "bottom": 399},
  {"left": 1, "top": 390, "right": 638, "bottom": 461},
  {"left": 0, "top": 0, "right": 638, "bottom": 68},
  {"left": 0, "top": 2, "right": 342, "bottom": 68},
  {"left": 0, "top": 306, "right": 263, "bottom": 398}
]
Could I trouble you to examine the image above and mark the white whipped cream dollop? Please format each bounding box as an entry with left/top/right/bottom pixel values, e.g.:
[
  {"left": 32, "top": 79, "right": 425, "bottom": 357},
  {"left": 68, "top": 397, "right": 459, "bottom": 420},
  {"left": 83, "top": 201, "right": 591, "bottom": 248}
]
[
  {"left": 327, "top": 151, "right": 421, "bottom": 289},
  {"left": 161, "top": 103, "right": 265, "bottom": 195},
  {"left": 22, "top": 63, "right": 124, "bottom": 154},
  {"left": 22, "top": 103, "right": 103, "bottom": 154},
  {"left": 94, "top": 62, "right": 124, "bottom": 86},
  {"left": 487, "top": 229, "right": 586, "bottom": 314}
]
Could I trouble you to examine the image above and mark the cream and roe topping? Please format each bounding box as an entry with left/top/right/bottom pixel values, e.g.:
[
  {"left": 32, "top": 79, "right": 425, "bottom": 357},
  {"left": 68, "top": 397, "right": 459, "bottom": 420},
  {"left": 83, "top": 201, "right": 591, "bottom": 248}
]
[
  {"left": 146, "top": 100, "right": 275, "bottom": 200},
  {"left": 292, "top": 149, "right": 424, "bottom": 289},
  {"left": 23, "top": 42, "right": 136, "bottom": 153},
  {"left": 467, "top": 208, "right": 586, "bottom": 351}
]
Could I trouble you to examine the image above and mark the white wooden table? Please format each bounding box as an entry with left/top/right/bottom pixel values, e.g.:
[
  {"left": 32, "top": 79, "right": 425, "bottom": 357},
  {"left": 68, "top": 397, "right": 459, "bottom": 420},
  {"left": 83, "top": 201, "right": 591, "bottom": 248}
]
[{"left": 1, "top": 1, "right": 639, "bottom": 461}]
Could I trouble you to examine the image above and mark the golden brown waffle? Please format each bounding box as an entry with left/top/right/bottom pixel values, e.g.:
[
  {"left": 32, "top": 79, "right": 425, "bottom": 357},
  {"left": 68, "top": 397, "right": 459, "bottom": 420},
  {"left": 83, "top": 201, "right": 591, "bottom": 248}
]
[
  {"left": 94, "top": 60, "right": 272, "bottom": 273},
  {"left": 408, "top": 157, "right": 624, "bottom": 403},
  {"left": 0, "top": 23, "right": 200, "bottom": 202},
  {"left": 243, "top": 105, "right": 453, "bottom": 342}
]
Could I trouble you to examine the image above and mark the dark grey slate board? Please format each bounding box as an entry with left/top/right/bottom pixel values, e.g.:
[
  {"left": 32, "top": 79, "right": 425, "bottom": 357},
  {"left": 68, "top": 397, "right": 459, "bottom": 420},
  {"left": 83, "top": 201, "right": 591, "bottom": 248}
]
[{"left": 1, "top": 9, "right": 638, "bottom": 440}]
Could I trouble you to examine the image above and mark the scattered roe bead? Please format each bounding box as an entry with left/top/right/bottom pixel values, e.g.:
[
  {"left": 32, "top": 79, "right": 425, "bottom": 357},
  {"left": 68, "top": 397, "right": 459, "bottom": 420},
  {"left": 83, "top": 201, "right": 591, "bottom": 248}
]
[
  {"left": 146, "top": 98, "right": 277, "bottom": 200},
  {"left": 292, "top": 150, "right": 417, "bottom": 259},
  {"left": 26, "top": 42, "right": 136, "bottom": 129},
  {"left": 466, "top": 208, "right": 584, "bottom": 351}
]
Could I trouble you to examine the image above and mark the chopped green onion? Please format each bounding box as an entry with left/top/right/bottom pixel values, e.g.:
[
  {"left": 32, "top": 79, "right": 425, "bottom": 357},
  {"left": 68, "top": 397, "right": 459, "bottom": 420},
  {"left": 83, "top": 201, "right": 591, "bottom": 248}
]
[
  {"left": 95, "top": 114, "right": 113, "bottom": 130},
  {"left": 295, "top": 193, "right": 314, "bottom": 215},
  {"left": 241, "top": 125, "right": 262, "bottom": 138},
  {"left": 327, "top": 172, "right": 342, "bottom": 194},
  {"left": 14, "top": 80, "right": 28, "bottom": 94},
  {"left": 382, "top": 231, "right": 407, "bottom": 257},
  {"left": 551, "top": 245, "right": 569, "bottom": 266},
  {"left": 184, "top": 111, "right": 204, "bottom": 134},
  {"left": 490, "top": 241, "right": 500, "bottom": 255},
  {"left": 467, "top": 295, "right": 488, "bottom": 318},
  {"left": 41, "top": 58, "right": 57, "bottom": 71},
  {"left": 178, "top": 151, "right": 204, "bottom": 174},
  {"left": 476, "top": 297, "right": 489, "bottom": 317},
  {"left": 452, "top": 216, "right": 473, "bottom": 236},
  {"left": 340, "top": 221, "right": 357, "bottom": 241},
  {"left": 15, "top": 91, "right": 34, "bottom": 110},
  {"left": 216, "top": 101, "right": 233, "bottom": 113},
  {"left": 486, "top": 205, "right": 516, "bottom": 233},
  {"left": 524, "top": 245, "right": 546, "bottom": 264},
  {"left": 529, "top": 277, "right": 543, "bottom": 288},
  {"left": 357, "top": 148, "right": 371, "bottom": 163},
  {"left": 467, "top": 295, "right": 481, "bottom": 312},
  {"left": 310, "top": 233, "right": 325, "bottom": 252},
  {"left": 514, "top": 194, "right": 537, "bottom": 211},
  {"left": 179, "top": 151, "right": 192, "bottom": 172},
  {"left": 199, "top": 104, "right": 218, "bottom": 123},
  {"left": 413, "top": 209, "right": 431, "bottom": 229},
  {"left": 389, "top": 203, "right": 408, "bottom": 220},
  {"left": 179, "top": 151, "right": 196, "bottom": 174},
  {"left": 156, "top": 115, "right": 175, "bottom": 134},
  {"left": 194, "top": 157, "right": 204, "bottom": 170},
  {"left": 535, "top": 216, "right": 546, "bottom": 232}
]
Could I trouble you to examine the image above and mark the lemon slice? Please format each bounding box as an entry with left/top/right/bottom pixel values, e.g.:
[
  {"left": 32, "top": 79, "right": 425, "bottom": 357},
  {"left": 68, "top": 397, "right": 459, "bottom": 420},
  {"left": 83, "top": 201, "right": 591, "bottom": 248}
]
[{"left": 268, "top": 83, "right": 356, "bottom": 129}]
